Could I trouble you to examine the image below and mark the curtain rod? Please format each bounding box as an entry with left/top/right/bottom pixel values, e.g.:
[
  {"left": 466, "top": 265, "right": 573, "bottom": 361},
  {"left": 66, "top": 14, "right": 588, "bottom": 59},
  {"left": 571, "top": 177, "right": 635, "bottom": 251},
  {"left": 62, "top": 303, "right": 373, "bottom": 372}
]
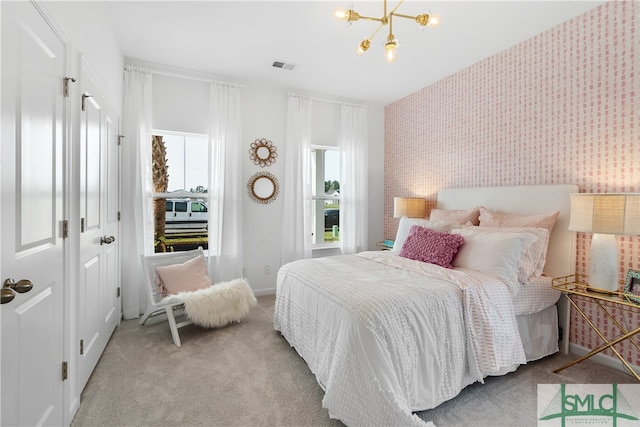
[{"left": 124, "top": 64, "right": 243, "bottom": 88}]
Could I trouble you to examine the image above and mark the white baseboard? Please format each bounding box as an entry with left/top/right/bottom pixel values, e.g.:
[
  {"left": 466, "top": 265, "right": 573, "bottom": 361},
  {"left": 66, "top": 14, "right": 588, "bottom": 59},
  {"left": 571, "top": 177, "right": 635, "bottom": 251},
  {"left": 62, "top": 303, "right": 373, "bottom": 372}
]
[
  {"left": 569, "top": 343, "right": 640, "bottom": 377},
  {"left": 253, "top": 288, "right": 276, "bottom": 297}
]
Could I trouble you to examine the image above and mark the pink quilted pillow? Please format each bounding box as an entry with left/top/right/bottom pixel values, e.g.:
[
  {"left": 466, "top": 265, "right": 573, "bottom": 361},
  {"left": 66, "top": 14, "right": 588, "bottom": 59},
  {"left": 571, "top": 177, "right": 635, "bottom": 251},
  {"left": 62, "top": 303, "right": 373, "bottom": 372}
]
[{"left": 399, "top": 225, "right": 465, "bottom": 268}]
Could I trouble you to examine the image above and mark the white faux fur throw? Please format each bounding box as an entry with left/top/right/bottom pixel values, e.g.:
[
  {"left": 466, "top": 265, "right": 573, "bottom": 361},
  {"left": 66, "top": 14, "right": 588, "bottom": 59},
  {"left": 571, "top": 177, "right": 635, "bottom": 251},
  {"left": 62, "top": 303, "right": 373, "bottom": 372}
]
[{"left": 175, "top": 279, "right": 257, "bottom": 328}]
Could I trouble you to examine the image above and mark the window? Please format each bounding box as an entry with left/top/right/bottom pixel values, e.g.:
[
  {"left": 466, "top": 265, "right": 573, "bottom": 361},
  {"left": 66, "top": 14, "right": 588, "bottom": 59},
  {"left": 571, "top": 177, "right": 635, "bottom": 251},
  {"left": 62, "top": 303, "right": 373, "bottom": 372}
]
[
  {"left": 190, "top": 201, "right": 207, "bottom": 213},
  {"left": 152, "top": 131, "right": 209, "bottom": 252},
  {"left": 311, "top": 146, "right": 340, "bottom": 246}
]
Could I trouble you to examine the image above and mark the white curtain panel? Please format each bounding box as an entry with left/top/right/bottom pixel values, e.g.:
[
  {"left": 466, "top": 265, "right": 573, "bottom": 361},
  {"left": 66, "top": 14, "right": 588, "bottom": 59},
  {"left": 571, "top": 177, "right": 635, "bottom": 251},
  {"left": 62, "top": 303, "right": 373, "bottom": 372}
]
[
  {"left": 280, "top": 94, "right": 313, "bottom": 264},
  {"left": 121, "top": 66, "right": 154, "bottom": 319},
  {"left": 208, "top": 82, "right": 244, "bottom": 282},
  {"left": 339, "top": 103, "right": 369, "bottom": 254}
]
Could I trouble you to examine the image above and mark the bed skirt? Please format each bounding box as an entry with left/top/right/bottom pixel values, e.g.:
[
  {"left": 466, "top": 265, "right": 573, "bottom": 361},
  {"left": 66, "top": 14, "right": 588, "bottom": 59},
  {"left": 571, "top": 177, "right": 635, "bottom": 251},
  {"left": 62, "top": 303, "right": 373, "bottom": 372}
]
[{"left": 517, "top": 304, "right": 559, "bottom": 362}]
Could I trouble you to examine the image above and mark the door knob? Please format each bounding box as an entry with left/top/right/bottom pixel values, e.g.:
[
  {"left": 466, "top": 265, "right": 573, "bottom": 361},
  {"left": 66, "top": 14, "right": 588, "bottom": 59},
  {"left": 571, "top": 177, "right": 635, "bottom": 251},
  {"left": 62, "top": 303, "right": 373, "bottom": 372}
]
[
  {"left": 1, "top": 278, "right": 34, "bottom": 304},
  {"left": 100, "top": 235, "right": 116, "bottom": 245},
  {"left": 4, "top": 278, "right": 33, "bottom": 293},
  {"left": 1, "top": 288, "right": 15, "bottom": 304}
]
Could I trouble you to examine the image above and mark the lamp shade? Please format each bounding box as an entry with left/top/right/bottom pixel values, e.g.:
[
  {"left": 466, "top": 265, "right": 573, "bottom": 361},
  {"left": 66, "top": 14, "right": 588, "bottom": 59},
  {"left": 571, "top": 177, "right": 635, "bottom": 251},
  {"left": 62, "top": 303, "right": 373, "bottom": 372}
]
[
  {"left": 569, "top": 193, "right": 640, "bottom": 235},
  {"left": 393, "top": 197, "right": 426, "bottom": 218}
]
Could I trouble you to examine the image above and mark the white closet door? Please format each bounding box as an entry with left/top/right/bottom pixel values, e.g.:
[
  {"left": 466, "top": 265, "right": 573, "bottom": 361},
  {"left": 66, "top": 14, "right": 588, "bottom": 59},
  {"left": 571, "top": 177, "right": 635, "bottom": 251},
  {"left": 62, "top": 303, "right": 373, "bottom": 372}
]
[
  {"left": 1, "top": 2, "right": 66, "bottom": 426},
  {"left": 77, "top": 61, "right": 120, "bottom": 391}
]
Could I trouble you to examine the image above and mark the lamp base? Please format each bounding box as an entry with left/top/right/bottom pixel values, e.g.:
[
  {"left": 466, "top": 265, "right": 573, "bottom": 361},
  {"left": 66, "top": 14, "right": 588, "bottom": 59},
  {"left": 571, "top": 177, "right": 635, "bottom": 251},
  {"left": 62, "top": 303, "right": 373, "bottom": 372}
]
[{"left": 588, "top": 233, "right": 619, "bottom": 293}]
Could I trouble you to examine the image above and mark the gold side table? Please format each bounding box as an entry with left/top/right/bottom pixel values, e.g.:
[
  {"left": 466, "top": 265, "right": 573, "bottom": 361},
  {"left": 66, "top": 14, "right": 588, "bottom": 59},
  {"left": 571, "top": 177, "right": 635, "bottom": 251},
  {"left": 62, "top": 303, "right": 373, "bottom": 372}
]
[{"left": 551, "top": 274, "right": 640, "bottom": 381}]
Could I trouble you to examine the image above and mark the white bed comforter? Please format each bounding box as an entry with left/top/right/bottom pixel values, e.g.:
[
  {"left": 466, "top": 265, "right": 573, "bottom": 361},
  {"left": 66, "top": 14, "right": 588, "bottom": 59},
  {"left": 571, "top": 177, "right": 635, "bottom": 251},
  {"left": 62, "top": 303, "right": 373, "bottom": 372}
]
[{"left": 273, "top": 251, "right": 526, "bottom": 426}]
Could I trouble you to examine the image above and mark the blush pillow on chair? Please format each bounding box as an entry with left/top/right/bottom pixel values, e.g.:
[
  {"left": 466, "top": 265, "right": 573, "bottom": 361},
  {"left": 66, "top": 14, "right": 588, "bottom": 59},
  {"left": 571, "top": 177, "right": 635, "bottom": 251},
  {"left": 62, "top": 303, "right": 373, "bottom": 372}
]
[
  {"left": 399, "top": 225, "right": 465, "bottom": 268},
  {"left": 156, "top": 254, "right": 212, "bottom": 296}
]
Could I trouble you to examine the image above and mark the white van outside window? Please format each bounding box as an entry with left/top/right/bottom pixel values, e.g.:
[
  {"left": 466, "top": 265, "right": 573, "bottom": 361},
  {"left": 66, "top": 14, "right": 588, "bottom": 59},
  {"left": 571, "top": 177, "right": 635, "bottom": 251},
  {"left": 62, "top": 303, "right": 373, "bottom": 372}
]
[{"left": 165, "top": 199, "right": 208, "bottom": 229}]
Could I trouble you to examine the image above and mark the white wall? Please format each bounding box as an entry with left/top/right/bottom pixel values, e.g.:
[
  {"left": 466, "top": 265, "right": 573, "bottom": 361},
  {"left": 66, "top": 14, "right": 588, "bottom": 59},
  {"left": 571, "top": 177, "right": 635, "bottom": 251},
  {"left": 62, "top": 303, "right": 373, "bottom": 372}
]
[
  {"left": 44, "top": 1, "right": 123, "bottom": 113},
  {"left": 150, "top": 75, "right": 385, "bottom": 295},
  {"left": 39, "top": 2, "right": 386, "bottom": 298},
  {"left": 152, "top": 74, "right": 210, "bottom": 134}
]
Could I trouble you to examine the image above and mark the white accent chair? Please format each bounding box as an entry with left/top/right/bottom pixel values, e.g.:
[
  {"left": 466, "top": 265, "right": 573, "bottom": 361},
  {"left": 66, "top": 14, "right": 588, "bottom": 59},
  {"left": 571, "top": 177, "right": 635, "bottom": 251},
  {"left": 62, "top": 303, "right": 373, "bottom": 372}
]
[{"left": 139, "top": 247, "right": 205, "bottom": 347}]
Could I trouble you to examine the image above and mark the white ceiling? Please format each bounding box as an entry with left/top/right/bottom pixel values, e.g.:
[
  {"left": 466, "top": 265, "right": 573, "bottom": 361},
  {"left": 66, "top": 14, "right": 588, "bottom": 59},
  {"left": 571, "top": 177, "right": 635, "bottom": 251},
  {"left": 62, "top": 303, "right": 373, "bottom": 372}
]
[{"left": 98, "top": 1, "right": 605, "bottom": 105}]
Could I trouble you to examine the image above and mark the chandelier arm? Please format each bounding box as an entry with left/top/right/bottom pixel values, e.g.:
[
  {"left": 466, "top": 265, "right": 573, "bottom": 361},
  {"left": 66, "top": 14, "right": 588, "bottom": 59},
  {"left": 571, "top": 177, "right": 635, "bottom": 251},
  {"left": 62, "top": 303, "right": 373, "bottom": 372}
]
[
  {"left": 355, "top": 15, "right": 386, "bottom": 23},
  {"left": 387, "top": 0, "right": 404, "bottom": 17},
  {"left": 368, "top": 21, "right": 385, "bottom": 42},
  {"left": 392, "top": 12, "right": 425, "bottom": 21}
]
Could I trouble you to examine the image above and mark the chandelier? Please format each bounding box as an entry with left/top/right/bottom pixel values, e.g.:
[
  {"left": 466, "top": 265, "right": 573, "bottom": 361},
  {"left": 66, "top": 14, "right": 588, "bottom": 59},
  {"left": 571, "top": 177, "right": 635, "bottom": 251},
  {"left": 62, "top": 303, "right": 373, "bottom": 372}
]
[{"left": 334, "top": 0, "right": 440, "bottom": 63}]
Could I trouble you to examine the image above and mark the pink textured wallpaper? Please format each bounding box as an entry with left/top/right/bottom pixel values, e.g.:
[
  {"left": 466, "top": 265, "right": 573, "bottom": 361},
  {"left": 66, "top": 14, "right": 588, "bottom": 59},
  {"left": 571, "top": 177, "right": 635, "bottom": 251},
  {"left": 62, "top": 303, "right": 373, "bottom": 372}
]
[{"left": 384, "top": 1, "right": 639, "bottom": 366}]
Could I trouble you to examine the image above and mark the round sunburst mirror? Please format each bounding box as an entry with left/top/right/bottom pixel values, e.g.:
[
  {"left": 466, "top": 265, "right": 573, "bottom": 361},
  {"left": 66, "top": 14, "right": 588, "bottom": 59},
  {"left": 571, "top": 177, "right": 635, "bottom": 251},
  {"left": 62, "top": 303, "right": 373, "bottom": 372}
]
[
  {"left": 247, "top": 171, "right": 279, "bottom": 204},
  {"left": 249, "top": 138, "right": 277, "bottom": 167}
]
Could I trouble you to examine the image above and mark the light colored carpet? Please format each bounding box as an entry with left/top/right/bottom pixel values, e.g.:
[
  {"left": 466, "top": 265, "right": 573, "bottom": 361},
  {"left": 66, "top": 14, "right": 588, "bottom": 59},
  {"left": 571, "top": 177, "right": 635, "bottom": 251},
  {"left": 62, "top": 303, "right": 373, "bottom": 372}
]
[{"left": 71, "top": 294, "right": 636, "bottom": 427}]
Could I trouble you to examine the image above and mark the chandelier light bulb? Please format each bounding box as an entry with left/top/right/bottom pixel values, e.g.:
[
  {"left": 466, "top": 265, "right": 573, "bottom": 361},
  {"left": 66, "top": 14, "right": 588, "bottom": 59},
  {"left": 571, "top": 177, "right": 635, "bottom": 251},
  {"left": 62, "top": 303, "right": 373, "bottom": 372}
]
[
  {"left": 384, "top": 40, "right": 397, "bottom": 63},
  {"left": 334, "top": 7, "right": 348, "bottom": 20},
  {"left": 427, "top": 13, "right": 441, "bottom": 28}
]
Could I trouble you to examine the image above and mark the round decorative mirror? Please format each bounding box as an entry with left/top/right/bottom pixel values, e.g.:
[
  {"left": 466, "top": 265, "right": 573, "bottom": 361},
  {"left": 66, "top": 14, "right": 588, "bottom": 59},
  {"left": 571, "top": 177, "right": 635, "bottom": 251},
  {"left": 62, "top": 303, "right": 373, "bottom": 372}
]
[
  {"left": 249, "top": 138, "right": 277, "bottom": 167},
  {"left": 247, "top": 171, "right": 279, "bottom": 204}
]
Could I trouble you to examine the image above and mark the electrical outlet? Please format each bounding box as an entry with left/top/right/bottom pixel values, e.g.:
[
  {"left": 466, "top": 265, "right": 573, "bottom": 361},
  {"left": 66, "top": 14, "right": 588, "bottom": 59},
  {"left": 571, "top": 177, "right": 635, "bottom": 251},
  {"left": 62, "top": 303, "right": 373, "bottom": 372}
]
[{"left": 264, "top": 265, "right": 271, "bottom": 275}]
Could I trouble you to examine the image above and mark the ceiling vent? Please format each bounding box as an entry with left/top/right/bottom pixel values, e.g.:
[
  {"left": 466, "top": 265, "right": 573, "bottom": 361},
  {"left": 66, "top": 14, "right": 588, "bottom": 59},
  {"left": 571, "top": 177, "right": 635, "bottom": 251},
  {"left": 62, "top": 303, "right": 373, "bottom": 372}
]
[{"left": 272, "top": 61, "right": 296, "bottom": 71}]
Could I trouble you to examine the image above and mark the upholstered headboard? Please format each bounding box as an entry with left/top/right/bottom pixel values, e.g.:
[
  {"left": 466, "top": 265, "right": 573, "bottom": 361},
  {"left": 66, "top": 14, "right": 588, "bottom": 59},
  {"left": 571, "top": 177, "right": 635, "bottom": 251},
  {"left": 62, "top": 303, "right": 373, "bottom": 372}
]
[
  {"left": 437, "top": 184, "right": 578, "bottom": 278},
  {"left": 437, "top": 184, "right": 578, "bottom": 353}
]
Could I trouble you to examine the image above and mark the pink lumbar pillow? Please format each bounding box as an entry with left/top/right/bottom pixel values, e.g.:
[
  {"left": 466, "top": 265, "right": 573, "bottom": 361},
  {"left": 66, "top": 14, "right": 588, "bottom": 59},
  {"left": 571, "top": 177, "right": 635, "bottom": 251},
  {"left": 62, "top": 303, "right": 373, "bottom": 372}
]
[
  {"left": 399, "top": 225, "right": 465, "bottom": 268},
  {"left": 156, "top": 255, "right": 211, "bottom": 296}
]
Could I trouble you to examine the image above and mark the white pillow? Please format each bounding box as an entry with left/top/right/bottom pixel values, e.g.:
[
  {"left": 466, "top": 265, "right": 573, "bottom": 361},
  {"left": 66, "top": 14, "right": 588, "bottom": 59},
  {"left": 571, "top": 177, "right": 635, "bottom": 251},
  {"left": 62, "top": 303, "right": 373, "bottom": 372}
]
[
  {"left": 463, "top": 226, "right": 550, "bottom": 283},
  {"left": 451, "top": 228, "right": 538, "bottom": 293},
  {"left": 392, "top": 216, "right": 459, "bottom": 252}
]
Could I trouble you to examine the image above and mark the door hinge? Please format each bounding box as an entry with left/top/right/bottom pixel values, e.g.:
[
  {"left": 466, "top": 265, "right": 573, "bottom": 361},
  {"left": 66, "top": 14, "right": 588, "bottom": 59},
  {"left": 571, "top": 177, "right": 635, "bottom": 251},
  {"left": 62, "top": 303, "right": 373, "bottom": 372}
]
[
  {"left": 117, "top": 287, "right": 121, "bottom": 298},
  {"left": 80, "top": 217, "right": 85, "bottom": 233},
  {"left": 62, "top": 361, "right": 68, "bottom": 381},
  {"left": 118, "top": 211, "right": 121, "bottom": 221},
  {"left": 62, "top": 220, "right": 69, "bottom": 238},
  {"left": 81, "top": 93, "right": 92, "bottom": 112},
  {"left": 80, "top": 339, "right": 84, "bottom": 355},
  {"left": 118, "top": 135, "right": 125, "bottom": 146},
  {"left": 63, "top": 77, "right": 76, "bottom": 97}
]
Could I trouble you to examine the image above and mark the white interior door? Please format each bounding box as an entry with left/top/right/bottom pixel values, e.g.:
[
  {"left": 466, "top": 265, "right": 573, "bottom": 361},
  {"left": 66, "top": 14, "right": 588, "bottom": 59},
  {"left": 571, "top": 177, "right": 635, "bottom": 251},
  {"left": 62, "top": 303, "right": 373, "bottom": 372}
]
[
  {"left": 105, "top": 115, "right": 122, "bottom": 324},
  {"left": 77, "top": 62, "right": 119, "bottom": 391},
  {"left": 1, "top": 2, "right": 66, "bottom": 426}
]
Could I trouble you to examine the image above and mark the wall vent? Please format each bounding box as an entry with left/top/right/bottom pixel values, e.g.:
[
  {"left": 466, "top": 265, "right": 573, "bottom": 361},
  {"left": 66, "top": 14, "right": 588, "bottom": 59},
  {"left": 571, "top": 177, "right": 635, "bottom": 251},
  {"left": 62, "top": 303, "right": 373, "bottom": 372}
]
[{"left": 272, "top": 61, "right": 296, "bottom": 71}]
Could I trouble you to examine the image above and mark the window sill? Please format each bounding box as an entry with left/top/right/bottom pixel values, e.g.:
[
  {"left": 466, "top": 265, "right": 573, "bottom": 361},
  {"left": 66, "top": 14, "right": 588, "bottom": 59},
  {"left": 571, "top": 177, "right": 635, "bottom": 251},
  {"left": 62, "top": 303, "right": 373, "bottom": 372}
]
[{"left": 312, "top": 244, "right": 341, "bottom": 257}]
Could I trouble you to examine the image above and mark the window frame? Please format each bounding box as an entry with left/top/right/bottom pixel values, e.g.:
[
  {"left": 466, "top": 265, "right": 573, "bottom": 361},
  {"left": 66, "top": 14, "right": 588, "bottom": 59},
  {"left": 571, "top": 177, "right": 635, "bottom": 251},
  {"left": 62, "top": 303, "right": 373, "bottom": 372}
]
[
  {"left": 311, "top": 144, "right": 341, "bottom": 249},
  {"left": 152, "top": 129, "right": 209, "bottom": 199},
  {"left": 151, "top": 129, "right": 210, "bottom": 253}
]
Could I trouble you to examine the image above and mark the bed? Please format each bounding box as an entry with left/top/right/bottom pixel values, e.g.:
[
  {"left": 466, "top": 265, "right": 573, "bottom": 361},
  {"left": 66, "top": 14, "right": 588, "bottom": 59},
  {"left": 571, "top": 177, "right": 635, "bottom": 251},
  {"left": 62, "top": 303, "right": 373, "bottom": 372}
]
[{"left": 273, "top": 184, "right": 578, "bottom": 426}]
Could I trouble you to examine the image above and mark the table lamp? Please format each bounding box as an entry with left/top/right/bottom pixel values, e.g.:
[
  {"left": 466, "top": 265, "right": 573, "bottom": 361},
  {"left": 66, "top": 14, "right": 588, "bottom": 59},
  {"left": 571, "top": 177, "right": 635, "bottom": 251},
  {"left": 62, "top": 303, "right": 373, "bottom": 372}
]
[
  {"left": 393, "top": 197, "right": 427, "bottom": 218},
  {"left": 568, "top": 193, "right": 640, "bottom": 292}
]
